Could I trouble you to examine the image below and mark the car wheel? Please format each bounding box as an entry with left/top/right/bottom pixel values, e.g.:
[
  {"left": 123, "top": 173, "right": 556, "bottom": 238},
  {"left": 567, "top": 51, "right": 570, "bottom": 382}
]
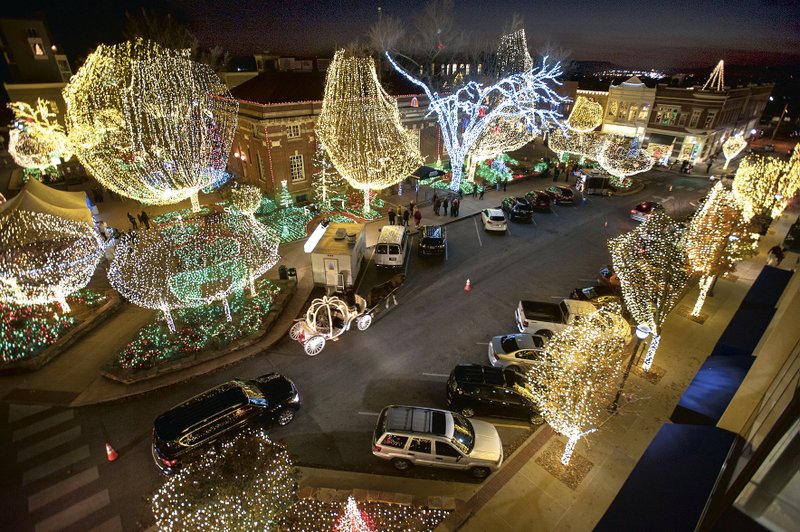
[
  {"left": 470, "top": 466, "right": 491, "bottom": 479},
  {"left": 276, "top": 408, "right": 296, "bottom": 426},
  {"left": 461, "top": 407, "right": 475, "bottom": 418},
  {"left": 530, "top": 414, "right": 545, "bottom": 426},
  {"left": 304, "top": 335, "right": 326, "bottom": 356},
  {"left": 536, "top": 330, "right": 554, "bottom": 340},
  {"left": 392, "top": 458, "right": 412, "bottom": 471}
]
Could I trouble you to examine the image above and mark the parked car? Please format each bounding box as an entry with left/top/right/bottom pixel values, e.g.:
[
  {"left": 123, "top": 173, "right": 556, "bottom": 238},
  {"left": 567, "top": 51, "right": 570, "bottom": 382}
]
[
  {"left": 151, "top": 374, "right": 301, "bottom": 475},
  {"left": 630, "top": 201, "right": 663, "bottom": 222},
  {"left": 545, "top": 185, "right": 575, "bottom": 205},
  {"left": 418, "top": 224, "right": 447, "bottom": 256},
  {"left": 525, "top": 190, "right": 552, "bottom": 211},
  {"left": 501, "top": 196, "right": 534, "bottom": 222},
  {"left": 515, "top": 298, "right": 599, "bottom": 338},
  {"left": 481, "top": 208, "right": 507, "bottom": 232},
  {"left": 487, "top": 333, "right": 547, "bottom": 372},
  {"left": 372, "top": 405, "right": 503, "bottom": 479},
  {"left": 447, "top": 364, "right": 543, "bottom": 425}
]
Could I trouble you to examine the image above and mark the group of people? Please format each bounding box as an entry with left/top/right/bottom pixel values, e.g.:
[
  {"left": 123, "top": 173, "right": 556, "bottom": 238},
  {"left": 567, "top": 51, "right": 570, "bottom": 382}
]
[
  {"left": 127, "top": 210, "right": 151, "bottom": 230},
  {"left": 386, "top": 205, "right": 415, "bottom": 227},
  {"left": 431, "top": 192, "right": 460, "bottom": 217}
]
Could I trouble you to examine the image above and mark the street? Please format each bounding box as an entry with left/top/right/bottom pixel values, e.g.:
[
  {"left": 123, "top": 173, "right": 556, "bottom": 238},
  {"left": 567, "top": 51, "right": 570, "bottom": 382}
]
[{"left": 1, "top": 169, "right": 713, "bottom": 530}]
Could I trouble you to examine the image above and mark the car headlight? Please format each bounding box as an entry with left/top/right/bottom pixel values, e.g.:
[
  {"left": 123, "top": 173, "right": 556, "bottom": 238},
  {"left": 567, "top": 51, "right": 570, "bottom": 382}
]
[{"left": 288, "top": 392, "right": 300, "bottom": 404}]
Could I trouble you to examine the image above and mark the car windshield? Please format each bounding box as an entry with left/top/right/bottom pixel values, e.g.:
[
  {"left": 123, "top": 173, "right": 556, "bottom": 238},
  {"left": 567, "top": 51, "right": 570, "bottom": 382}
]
[
  {"left": 490, "top": 215, "right": 505, "bottom": 222},
  {"left": 451, "top": 412, "right": 475, "bottom": 453},
  {"left": 500, "top": 335, "right": 519, "bottom": 352}
]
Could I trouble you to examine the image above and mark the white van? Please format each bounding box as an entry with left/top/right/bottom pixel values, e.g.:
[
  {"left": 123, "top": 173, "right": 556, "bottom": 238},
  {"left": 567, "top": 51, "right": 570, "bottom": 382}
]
[{"left": 374, "top": 225, "right": 409, "bottom": 268}]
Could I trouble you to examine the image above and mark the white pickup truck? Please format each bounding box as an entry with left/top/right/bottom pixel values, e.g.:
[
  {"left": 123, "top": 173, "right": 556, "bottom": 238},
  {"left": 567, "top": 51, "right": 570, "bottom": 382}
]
[{"left": 515, "top": 299, "right": 598, "bottom": 338}]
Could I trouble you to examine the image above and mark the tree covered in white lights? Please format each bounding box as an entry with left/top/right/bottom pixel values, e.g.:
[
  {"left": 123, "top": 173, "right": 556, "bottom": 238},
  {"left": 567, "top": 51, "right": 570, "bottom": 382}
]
[{"left": 312, "top": 142, "right": 350, "bottom": 210}]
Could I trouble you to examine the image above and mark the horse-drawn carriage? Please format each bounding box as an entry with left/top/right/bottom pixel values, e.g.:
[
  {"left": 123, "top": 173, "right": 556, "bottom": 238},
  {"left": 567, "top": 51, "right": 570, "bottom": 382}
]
[{"left": 289, "top": 274, "right": 404, "bottom": 356}]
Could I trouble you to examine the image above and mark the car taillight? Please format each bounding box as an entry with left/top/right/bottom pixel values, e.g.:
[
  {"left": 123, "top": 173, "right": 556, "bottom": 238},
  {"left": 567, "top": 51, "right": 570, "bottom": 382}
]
[
  {"left": 523, "top": 320, "right": 529, "bottom": 327},
  {"left": 372, "top": 445, "right": 381, "bottom": 452},
  {"left": 630, "top": 209, "right": 637, "bottom": 214},
  {"left": 160, "top": 457, "right": 178, "bottom": 467}
]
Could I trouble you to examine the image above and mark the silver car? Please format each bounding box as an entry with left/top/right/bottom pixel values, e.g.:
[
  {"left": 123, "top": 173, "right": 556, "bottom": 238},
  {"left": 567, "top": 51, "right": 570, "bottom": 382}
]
[{"left": 488, "top": 333, "right": 547, "bottom": 372}]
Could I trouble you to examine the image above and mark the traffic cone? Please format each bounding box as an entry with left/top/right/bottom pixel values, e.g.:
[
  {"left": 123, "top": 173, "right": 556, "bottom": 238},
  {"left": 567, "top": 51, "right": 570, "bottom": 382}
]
[
  {"left": 668, "top": 185, "right": 673, "bottom": 192},
  {"left": 105, "top": 441, "right": 118, "bottom": 462},
  {"left": 464, "top": 278, "right": 472, "bottom": 292}
]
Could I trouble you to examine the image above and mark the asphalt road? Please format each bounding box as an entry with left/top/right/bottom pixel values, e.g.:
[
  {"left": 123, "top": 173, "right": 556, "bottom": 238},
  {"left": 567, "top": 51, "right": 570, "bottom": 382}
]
[{"left": 2, "top": 169, "right": 713, "bottom": 530}]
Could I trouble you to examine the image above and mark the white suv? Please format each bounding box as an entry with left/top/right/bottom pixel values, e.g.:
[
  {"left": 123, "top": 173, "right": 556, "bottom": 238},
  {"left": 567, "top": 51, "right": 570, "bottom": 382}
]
[
  {"left": 372, "top": 405, "right": 503, "bottom": 479},
  {"left": 481, "top": 208, "right": 507, "bottom": 232}
]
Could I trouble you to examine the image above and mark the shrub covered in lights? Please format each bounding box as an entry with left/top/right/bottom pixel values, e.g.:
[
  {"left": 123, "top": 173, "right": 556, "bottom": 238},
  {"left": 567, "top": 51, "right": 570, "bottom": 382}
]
[
  {"left": 597, "top": 136, "right": 654, "bottom": 188},
  {"left": 111, "top": 279, "right": 280, "bottom": 371},
  {"left": 1, "top": 289, "right": 107, "bottom": 365},
  {"left": 278, "top": 498, "right": 451, "bottom": 531},
  {"left": 151, "top": 427, "right": 297, "bottom": 532},
  {"left": 7, "top": 99, "right": 73, "bottom": 170}
]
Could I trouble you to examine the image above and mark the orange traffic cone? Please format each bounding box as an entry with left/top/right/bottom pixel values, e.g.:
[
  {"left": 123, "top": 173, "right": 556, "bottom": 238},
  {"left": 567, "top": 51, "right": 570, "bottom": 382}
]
[
  {"left": 105, "top": 441, "right": 118, "bottom": 462},
  {"left": 668, "top": 185, "right": 673, "bottom": 192},
  {"left": 464, "top": 278, "right": 472, "bottom": 292}
]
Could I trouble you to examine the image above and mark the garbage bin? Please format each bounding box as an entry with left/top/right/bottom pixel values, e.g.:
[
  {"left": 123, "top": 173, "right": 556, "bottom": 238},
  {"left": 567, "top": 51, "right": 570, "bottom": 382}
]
[
  {"left": 287, "top": 268, "right": 297, "bottom": 278},
  {"left": 278, "top": 265, "right": 288, "bottom": 280}
]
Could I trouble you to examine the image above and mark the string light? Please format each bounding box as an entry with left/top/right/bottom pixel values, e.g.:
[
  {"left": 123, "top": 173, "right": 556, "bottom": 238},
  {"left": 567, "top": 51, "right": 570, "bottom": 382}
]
[
  {"left": 63, "top": 39, "right": 238, "bottom": 211},
  {"left": 566, "top": 96, "right": 603, "bottom": 133},
  {"left": 7, "top": 99, "right": 73, "bottom": 170},
  {"left": 721, "top": 135, "right": 747, "bottom": 169},
  {"left": 732, "top": 153, "right": 787, "bottom": 220},
  {"left": 278, "top": 499, "right": 451, "bottom": 531},
  {"left": 596, "top": 135, "right": 654, "bottom": 188},
  {"left": 230, "top": 184, "right": 262, "bottom": 215},
  {"left": 684, "top": 182, "right": 758, "bottom": 316},
  {"left": 151, "top": 427, "right": 297, "bottom": 532},
  {"left": 608, "top": 211, "right": 689, "bottom": 371},
  {"left": 316, "top": 50, "right": 422, "bottom": 213},
  {"left": 548, "top": 129, "right": 603, "bottom": 160},
  {"left": 0, "top": 210, "right": 103, "bottom": 313},
  {"left": 335, "top": 497, "right": 376, "bottom": 532},
  {"left": 702, "top": 60, "right": 725, "bottom": 91},
  {"left": 108, "top": 208, "right": 279, "bottom": 332},
  {"left": 528, "top": 305, "right": 629, "bottom": 465},
  {"left": 312, "top": 142, "right": 352, "bottom": 210},
  {"left": 387, "top": 50, "right": 565, "bottom": 193}
]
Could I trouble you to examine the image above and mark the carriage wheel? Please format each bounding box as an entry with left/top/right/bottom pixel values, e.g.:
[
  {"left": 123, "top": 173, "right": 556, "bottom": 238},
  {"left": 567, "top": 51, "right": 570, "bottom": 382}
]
[
  {"left": 289, "top": 321, "right": 306, "bottom": 340},
  {"left": 356, "top": 313, "right": 373, "bottom": 331},
  {"left": 304, "top": 335, "right": 326, "bottom": 356}
]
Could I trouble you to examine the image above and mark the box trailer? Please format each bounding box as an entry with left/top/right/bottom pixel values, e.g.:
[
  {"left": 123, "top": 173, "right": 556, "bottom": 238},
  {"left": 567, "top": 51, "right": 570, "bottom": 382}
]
[{"left": 309, "top": 223, "right": 366, "bottom": 292}]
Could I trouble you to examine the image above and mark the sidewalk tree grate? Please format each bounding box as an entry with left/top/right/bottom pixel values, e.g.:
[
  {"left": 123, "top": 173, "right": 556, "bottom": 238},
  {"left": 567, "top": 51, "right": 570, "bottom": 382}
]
[{"left": 534, "top": 439, "right": 594, "bottom": 490}]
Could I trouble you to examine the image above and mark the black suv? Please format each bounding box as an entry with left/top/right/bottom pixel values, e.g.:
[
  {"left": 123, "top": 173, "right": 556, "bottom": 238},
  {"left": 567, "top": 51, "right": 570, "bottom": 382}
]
[
  {"left": 418, "top": 225, "right": 447, "bottom": 256},
  {"left": 446, "top": 364, "right": 543, "bottom": 425},
  {"left": 151, "top": 373, "right": 300, "bottom": 474},
  {"left": 501, "top": 196, "right": 534, "bottom": 222}
]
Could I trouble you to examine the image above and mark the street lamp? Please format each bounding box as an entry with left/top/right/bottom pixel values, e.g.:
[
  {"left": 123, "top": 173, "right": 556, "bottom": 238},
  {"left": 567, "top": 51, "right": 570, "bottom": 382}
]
[
  {"left": 233, "top": 151, "right": 246, "bottom": 178},
  {"left": 609, "top": 323, "right": 651, "bottom": 412}
]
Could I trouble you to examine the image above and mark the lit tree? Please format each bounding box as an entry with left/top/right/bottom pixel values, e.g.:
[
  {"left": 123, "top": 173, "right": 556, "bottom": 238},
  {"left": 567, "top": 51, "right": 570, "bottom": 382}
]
[
  {"left": 108, "top": 209, "right": 279, "bottom": 331},
  {"left": 277, "top": 180, "right": 293, "bottom": 209},
  {"left": 7, "top": 100, "right": 73, "bottom": 170},
  {"left": 722, "top": 135, "right": 747, "bottom": 169},
  {"left": 63, "top": 39, "right": 238, "bottom": 211},
  {"left": 151, "top": 427, "right": 297, "bottom": 532},
  {"left": 683, "top": 182, "right": 758, "bottom": 316},
  {"left": 530, "top": 306, "right": 629, "bottom": 464},
  {"left": 335, "top": 497, "right": 377, "bottom": 532},
  {"left": 230, "top": 184, "right": 262, "bottom": 217},
  {"left": 386, "top": 49, "right": 565, "bottom": 192},
  {"left": 312, "top": 142, "right": 350, "bottom": 210},
  {"left": 732, "top": 152, "right": 789, "bottom": 220},
  {"left": 565, "top": 96, "right": 603, "bottom": 133},
  {"left": 609, "top": 211, "right": 689, "bottom": 371},
  {"left": 548, "top": 128, "right": 603, "bottom": 161},
  {"left": 597, "top": 136, "right": 654, "bottom": 188}
]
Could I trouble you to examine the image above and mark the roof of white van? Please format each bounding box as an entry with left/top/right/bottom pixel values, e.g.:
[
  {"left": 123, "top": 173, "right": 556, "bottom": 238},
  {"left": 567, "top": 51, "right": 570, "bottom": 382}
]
[{"left": 376, "top": 225, "right": 406, "bottom": 245}]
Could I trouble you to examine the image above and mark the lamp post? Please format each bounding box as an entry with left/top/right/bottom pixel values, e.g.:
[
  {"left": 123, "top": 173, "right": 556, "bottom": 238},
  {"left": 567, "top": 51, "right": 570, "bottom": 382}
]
[
  {"left": 609, "top": 323, "right": 651, "bottom": 413},
  {"left": 233, "top": 151, "right": 246, "bottom": 178}
]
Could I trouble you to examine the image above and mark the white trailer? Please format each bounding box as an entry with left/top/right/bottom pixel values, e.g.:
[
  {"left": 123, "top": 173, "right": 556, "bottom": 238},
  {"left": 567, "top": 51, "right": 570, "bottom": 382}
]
[{"left": 309, "top": 223, "right": 366, "bottom": 292}]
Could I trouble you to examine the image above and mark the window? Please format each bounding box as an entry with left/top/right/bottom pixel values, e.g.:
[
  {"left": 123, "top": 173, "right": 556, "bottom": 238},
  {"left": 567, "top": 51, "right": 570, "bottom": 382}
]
[
  {"left": 638, "top": 105, "right": 650, "bottom": 121},
  {"left": 257, "top": 153, "right": 265, "bottom": 181},
  {"left": 287, "top": 124, "right": 301, "bottom": 139},
  {"left": 411, "top": 96, "right": 419, "bottom": 108},
  {"left": 655, "top": 106, "right": 679, "bottom": 125},
  {"left": 435, "top": 441, "right": 461, "bottom": 457},
  {"left": 678, "top": 113, "right": 687, "bottom": 126},
  {"left": 289, "top": 154, "right": 305, "bottom": 182},
  {"left": 381, "top": 434, "right": 408, "bottom": 448},
  {"left": 607, "top": 100, "right": 618, "bottom": 117},
  {"left": 617, "top": 102, "right": 629, "bottom": 120},
  {"left": 689, "top": 110, "right": 702, "bottom": 128},
  {"left": 628, "top": 105, "right": 639, "bottom": 122},
  {"left": 409, "top": 438, "right": 432, "bottom": 453},
  {"left": 704, "top": 111, "right": 717, "bottom": 128}
]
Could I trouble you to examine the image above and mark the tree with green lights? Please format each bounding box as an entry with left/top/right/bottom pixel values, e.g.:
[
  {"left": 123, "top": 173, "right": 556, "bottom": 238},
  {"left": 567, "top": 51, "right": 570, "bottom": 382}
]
[{"left": 312, "top": 142, "right": 350, "bottom": 210}]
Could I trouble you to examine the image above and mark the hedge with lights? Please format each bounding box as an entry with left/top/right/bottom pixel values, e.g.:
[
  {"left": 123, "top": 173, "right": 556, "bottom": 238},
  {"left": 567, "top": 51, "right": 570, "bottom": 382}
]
[
  {"left": 597, "top": 136, "right": 654, "bottom": 188},
  {"left": 278, "top": 498, "right": 451, "bottom": 531},
  {"left": 7, "top": 99, "right": 73, "bottom": 170}
]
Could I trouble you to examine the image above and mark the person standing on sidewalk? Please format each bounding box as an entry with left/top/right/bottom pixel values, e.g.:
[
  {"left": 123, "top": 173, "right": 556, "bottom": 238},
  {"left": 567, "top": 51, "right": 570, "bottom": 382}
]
[
  {"left": 451, "top": 198, "right": 459, "bottom": 217},
  {"left": 442, "top": 197, "right": 449, "bottom": 216},
  {"left": 472, "top": 185, "right": 477, "bottom": 198},
  {"left": 479, "top": 186, "right": 485, "bottom": 200},
  {"left": 502, "top": 179, "right": 507, "bottom": 192},
  {"left": 706, "top": 160, "right": 713, "bottom": 174},
  {"left": 402, "top": 208, "right": 410, "bottom": 226},
  {"left": 127, "top": 212, "right": 138, "bottom": 229},
  {"left": 388, "top": 207, "right": 396, "bottom": 225},
  {"left": 413, "top": 207, "right": 422, "bottom": 228},
  {"left": 434, "top": 197, "right": 441, "bottom": 215},
  {"left": 139, "top": 210, "right": 151, "bottom": 229}
]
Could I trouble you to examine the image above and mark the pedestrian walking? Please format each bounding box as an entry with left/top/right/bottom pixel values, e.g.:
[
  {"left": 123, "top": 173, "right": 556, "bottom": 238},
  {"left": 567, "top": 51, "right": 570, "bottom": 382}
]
[
  {"left": 409, "top": 201, "right": 415, "bottom": 215},
  {"left": 451, "top": 198, "right": 459, "bottom": 217},
  {"left": 388, "top": 207, "right": 396, "bottom": 225},
  {"left": 767, "top": 245, "right": 785, "bottom": 266},
  {"left": 442, "top": 198, "right": 449, "bottom": 216},
  {"left": 479, "top": 186, "right": 485, "bottom": 200},
  {"left": 458, "top": 189, "right": 463, "bottom": 200},
  {"left": 413, "top": 207, "right": 422, "bottom": 228},
  {"left": 127, "top": 212, "right": 138, "bottom": 229},
  {"left": 402, "top": 208, "right": 410, "bottom": 226},
  {"left": 432, "top": 192, "right": 438, "bottom": 207},
  {"left": 139, "top": 210, "right": 151, "bottom": 229},
  {"left": 434, "top": 198, "right": 441, "bottom": 215},
  {"left": 472, "top": 185, "right": 477, "bottom": 198},
  {"left": 553, "top": 167, "right": 560, "bottom": 181},
  {"left": 706, "top": 161, "right": 713, "bottom": 174},
  {"left": 502, "top": 180, "right": 507, "bottom": 192}
]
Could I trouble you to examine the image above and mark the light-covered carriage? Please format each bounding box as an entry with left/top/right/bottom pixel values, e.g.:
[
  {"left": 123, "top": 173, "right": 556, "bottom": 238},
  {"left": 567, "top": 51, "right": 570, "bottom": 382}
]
[{"left": 289, "top": 294, "right": 373, "bottom": 355}]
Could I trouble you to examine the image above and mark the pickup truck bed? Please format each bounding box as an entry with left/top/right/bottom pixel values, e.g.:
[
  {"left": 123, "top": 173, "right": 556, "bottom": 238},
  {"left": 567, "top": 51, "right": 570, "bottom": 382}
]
[{"left": 519, "top": 300, "right": 566, "bottom": 324}]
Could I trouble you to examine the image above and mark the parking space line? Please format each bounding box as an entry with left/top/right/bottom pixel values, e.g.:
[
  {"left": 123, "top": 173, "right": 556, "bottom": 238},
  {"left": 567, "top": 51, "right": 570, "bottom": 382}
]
[
  {"left": 579, "top": 278, "right": 594, "bottom": 282},
  {"left": 357, "top": 411, "right": 380, "bottom": 416},
  {"left": 473, "top": 218, "right": 483, "bottom": 247},
  {"left": 549, "top": 296, "right": 562, "bottom": 299},
  {"left": 421, "top": 373, "right": 449, "bottom": 378},
  {"left": 475, "top": 342, "right": 489, "bottom": 345},
  {"left": 491, "top": 422, "right": 531, "bottom": 429},
  {"left": 551, "top": 209, "right": 558, "bottom": 217},
  {"left": 506, "top": 224, "right": 513, "bottom": 236}
]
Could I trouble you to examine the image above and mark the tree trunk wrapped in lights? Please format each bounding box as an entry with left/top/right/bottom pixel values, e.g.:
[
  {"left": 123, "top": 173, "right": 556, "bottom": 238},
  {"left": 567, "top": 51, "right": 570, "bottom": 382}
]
[
  {"left": 529, "top": 305, "right": 629, "bottom": 465},
  {"left": 722, "top": 135, "right": 747, "bottom": 169},
  {"left": 151, "top": 427, "right": 297, "bottom": 532},
  {"left": 597, "top": 136, "right": 654, "bottom": 188},
  {"left": 316, "top": 50, "right": 422, "bottom": 214},
  {"left": 386, "top": 50, "right": 565, "bottom": 193},
  {"left": 63, "top": 39, "right": 238, "bottom": 211},
  {"left": 732, "top": 150, "right": 800, "bottom": 221},
  {"left": 608, "top": 211, "right": 689, "bottom": 371},
  {"left": 683, "top": 182, "right": 758, "bottom": 316},
  {"left": 108, "top": 208, "right": 279, "bottom": 331},
  {"left": 7, "top": 99, "right": 73, "bottom": 171}
]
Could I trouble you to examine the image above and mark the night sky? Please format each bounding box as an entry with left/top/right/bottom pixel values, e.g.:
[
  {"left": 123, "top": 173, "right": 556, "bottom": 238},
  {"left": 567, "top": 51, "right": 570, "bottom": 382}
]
[{"left": 2, "top": 0, "right": 799, "bottom": 69}]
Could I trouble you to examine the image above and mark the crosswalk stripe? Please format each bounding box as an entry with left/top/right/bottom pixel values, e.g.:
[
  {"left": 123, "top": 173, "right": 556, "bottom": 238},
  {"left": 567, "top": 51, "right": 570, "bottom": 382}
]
[
  {"left": 34, "top": 489, "right": 110, "bottom": 532},
  {"left": 88, "top": 515, "right": 123, "bottom": 532},
  {"left": 8, "top": 404, "right": 52, "bottom": 424},
  {"left": 22, "top": 445, "right": 90, "bottom": 486},
  {"left": 18, "top": 426, "right": 82, "bottom": 463},
  {"left": 12, "top": 410, "right": 74, "bottom": 442},
  {"left": 28, "top": 466, "right": 99, "bottom": 512}
]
